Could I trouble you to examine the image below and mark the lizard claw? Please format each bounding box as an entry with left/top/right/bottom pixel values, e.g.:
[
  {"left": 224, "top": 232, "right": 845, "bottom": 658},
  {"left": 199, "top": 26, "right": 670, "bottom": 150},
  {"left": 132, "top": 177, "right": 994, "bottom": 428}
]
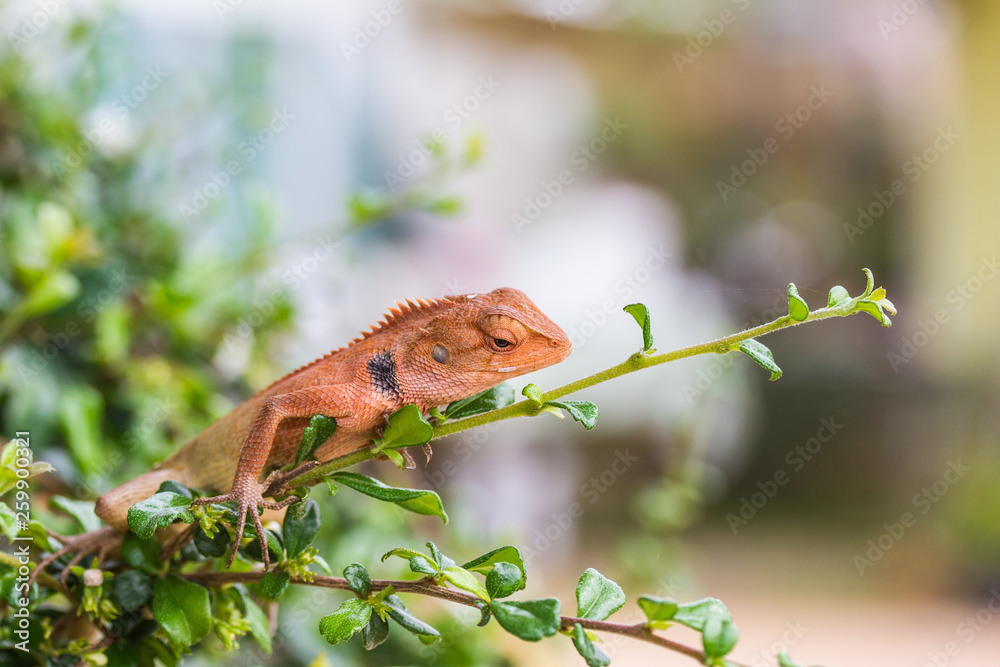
[{"left": 193, "top": 484, "right": 299, "bottom": 571}]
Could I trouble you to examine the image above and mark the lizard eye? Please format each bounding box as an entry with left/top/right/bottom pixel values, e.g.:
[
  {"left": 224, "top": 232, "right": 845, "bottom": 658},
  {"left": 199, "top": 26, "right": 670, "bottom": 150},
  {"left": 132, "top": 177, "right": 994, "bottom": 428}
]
[
  {"left": 432, "top": 344, "right": 450, "bottom": 364},
  {"left": 493, "top": 338, "right": 511, "bottom": 349}
]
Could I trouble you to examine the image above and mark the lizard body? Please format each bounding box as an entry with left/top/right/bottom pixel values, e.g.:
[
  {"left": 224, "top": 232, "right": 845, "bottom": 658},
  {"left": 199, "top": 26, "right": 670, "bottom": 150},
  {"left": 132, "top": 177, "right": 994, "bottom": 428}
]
[{"left": 92, "top": 287, "right": 571, "bottom": 569}]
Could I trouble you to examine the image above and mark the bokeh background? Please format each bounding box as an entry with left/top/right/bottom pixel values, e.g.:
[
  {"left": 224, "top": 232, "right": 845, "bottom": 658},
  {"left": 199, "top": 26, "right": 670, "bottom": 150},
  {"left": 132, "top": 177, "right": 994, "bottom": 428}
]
[{"left": 2, "top": 0, "right": 999, "bottom": 665}]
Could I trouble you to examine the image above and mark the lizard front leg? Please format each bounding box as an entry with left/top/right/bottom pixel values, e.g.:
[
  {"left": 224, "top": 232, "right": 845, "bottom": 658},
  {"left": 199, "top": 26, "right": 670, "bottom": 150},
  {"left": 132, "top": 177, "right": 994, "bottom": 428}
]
[{"left": 193, "top": 385, "right": 357, "bottom": 570}]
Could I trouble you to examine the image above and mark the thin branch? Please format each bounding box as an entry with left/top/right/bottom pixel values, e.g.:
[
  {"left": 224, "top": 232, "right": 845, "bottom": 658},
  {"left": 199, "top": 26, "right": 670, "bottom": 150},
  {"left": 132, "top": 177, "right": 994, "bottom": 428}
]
[
  {"left": 181, "top": 570, "right": 744, "bottom": 666},
  {"left": 287, "top": 304, "right": 856, "bottom": 489}
]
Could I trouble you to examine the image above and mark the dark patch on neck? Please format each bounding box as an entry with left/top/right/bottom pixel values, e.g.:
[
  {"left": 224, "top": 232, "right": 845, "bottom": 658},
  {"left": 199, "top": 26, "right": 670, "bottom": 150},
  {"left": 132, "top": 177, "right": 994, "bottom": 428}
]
[{"left": 367, "top": 350, "right": 400, "bottom": 398}]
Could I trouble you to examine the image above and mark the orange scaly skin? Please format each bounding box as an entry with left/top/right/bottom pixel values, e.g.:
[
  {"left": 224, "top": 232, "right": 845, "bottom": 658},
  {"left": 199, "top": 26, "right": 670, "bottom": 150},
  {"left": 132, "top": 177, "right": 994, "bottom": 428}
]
[{"left": 91, "top": 287, "right": 571, "bottom": 571}]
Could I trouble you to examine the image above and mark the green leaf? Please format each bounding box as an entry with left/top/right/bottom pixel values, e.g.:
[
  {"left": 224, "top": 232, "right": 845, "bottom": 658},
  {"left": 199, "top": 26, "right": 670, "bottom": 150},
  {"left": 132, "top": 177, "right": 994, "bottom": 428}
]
[
  {"left": 637, "top": 595, "right": 678, "bottom": 623},
  {"left": 383, "top": 449, "right": 408, "bottom": 470},
  {"left": 282, "top": 498, "right": 321, "bottom": 558},
  {"left": 331, "top": 472, "right": 448, "bottom": 523},
  {"left": 861, "top": 267, "right": 875, "bottom": 297},
  {"left": 827, "top": 285, "right": 850, "bottom": 308},
  {"left": 572, "top": 623, "right": 611, "bottom": 667},
  {"left": 778, "top": 651, "right": 803, "bottom": 667},
  {"left": 157, "top": 480, "right": 193, "bottom": 499},
  {"left": 319, "top": 598, "right": 372, "bottom": 645},
  {"left": 443, "top": 383, "right": 515, "bottom": 420},
  {"left": 786, "top": 283, "right": 809, "bottom": 321},
  {"left": 193, "top": 522, "right": 231, "bottom": 558},
  {"left": 379, "top": 405, "right": 433, "bottom": 448},
  {"left": 382, "top": 546, "right": 433, "bottom": 564},
  {"left": 738, "top": 339, "right": 782, "bottom": 381},
  {"left": 21, "top": 270, "right": 79, "bottom": 318},
  {"left": 244, "top": 527, "right": 283, "bottom": 564},
  {"left": 426, "top": 541, "right": 455, "bottom": 570},
  {"left": 410, "top": 556, "right": 437, "bottom": 575},
  {"left": 152, "top": 575, "right": 212, "bottom": 646},
  {"left": 110, "top": 570, "right": 153, "bottom": 611},
  {"left": 121, "top": 532, "right": 163, "bottom": 575},
  {"left": 462, "top": 545, "right": 526, "bottom": 584},
  {"left": 521, "top": 383, "right": 544, "bottom": 407},
  {"left": 258, "top": 569, "right": 290, "bottom": 601},
  {"left": 490, "top": 598, "right": 562, "bottom": 642},
  {"left": 855, "top": 299, "right": 893, "bottom": 327},
  {"left": 440, "top": 566, "right": 489, "bottom": 601},
  {"left": 383, "top": 594, "right": 440, "bottom": 641},
  {"left": 50, "top": 496, "right": 102, "bottom": 533},
  {"left": 127, "top": 492, "right": 196, "bottom": 540},
  {"left": 623, "top": 303, "right": 653, "bottom": 352},
  {"left": 344, "top": 563, "right": 371, "bottom": 598},
  {"left": 361, "top": 610, "right": 390, "bottom": 650},
  {"left": 56, "top": 385, "right": 103, "bottom": 476},
  {"left": 295, "top": 415, "right": 337, "bottom": 467},
  {"left": 0, "top": 504, "right": 17, "bottom": 541},
  {"left": 673, "top": 598, "right": 739, "bottom": 659},
  {"left": 486, "top": 562, "right": 523, "bottom": 599},
  {"left": 545, "top": 400, "right": 599, "bottom": 431},
  {"left": 243, "top": 599, "right": 273, "bottom": 655},
  {"left": 575, "top": 568, "right": 626, "bottom": 621}
]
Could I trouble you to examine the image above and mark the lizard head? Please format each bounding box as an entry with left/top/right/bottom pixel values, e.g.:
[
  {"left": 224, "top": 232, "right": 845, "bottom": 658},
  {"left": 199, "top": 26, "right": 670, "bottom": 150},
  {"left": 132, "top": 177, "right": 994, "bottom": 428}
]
[{"left": 397, "top": 287, "right": 572, "bottom": 405}]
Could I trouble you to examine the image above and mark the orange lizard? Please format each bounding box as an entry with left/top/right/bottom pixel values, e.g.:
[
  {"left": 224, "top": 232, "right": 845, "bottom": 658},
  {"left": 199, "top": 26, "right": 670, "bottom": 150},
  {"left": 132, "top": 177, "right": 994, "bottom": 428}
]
[{"left": 37, "top": 287, "right": 571, "bottom": 576}]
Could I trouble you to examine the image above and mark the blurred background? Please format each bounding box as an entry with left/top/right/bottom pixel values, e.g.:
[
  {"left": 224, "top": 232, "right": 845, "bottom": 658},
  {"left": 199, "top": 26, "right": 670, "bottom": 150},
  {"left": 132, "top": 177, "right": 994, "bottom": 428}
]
[{"left": 1, "top": 0, "right": 999, "bottom": 664}]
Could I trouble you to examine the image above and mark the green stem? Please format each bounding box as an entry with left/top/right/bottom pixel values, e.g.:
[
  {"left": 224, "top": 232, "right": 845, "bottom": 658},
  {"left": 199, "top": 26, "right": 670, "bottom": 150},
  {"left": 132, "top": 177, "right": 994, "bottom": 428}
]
[{"left": 287, "top": 305, "right": 850, "bottom": 489}]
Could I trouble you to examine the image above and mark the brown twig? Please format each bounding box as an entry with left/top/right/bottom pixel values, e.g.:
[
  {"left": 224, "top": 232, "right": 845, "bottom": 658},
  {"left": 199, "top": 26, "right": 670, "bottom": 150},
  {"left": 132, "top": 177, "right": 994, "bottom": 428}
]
[{"left": 181, "top": 570, "right": 743, "bottom": 666}]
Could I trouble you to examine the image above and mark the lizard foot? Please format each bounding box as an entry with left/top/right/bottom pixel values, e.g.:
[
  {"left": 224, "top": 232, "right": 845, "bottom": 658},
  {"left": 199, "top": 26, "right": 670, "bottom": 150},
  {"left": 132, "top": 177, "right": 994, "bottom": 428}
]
[
  {"left": 30, "top": 526, "right": 122, "bottom": 586},
  {"left": 192, "top": 483, "right": 299, "bottom": 571}
]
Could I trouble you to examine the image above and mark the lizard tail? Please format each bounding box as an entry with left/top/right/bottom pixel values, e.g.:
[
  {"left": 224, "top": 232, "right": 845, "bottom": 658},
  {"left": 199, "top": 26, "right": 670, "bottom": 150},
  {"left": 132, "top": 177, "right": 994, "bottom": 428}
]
[{"left": 94, "top": 466, "right": 192, "bottom": 532}]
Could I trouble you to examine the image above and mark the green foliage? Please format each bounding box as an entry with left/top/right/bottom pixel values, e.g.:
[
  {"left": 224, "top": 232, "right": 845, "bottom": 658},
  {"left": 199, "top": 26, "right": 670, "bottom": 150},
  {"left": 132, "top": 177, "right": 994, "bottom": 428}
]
[
  {"left": 152, "top": 575, "right": 212, "bottom": 646},
  {"left": 5, "top": 19, "right": 896, "bottom": 659},
  {"left": 786, "top": 284, "right": 810, "bottom": 322},
  {"left": 329, "top": 471, "right": 448, "bottom": 522},
  {"left": 127, "top": 492, "right": 196, "bottom": 539},
  {"left": 520, "top": 384, "right": 600, "bottom": 430},
  {"left": 441, "top": 383, "right": 516, "bottom": 419},
  {"left": 572, "top": 623, "right": 611, "bottom": 667},
  {"left": 295, "top": 415, "right": 337, "bottom": 466},
  {"left": 575, "top": 568, "right": 626, "bottom": 621},
  {"left": 374, "top": 404, "right": 434, "bottom": 449},
  {"left": 490, "top": 598, "right": 562, "bottom": 641},
  {"left": 739, "top": 339, "right": 783, "bottom": 381},
  {"left": 623, "top": 303, "right": 654, "bottom": 352}
]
